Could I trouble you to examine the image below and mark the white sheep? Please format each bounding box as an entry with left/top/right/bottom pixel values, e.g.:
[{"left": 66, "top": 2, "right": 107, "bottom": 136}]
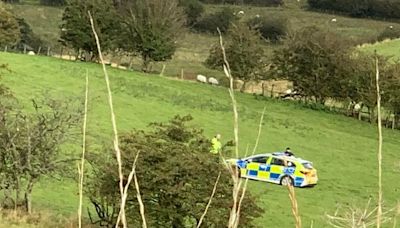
[
  {"left": 238, "top": 10, "right": 244, "bottom": 15},
  {"left": 284, "top": 89, "right": 292, "bottom": 94},
  {"left": 27, "top": 51, "right": 35, "bottom": 56},
  {"left": 389, "top": 25, "right": 394, "bottom": 29},
  {"left": 208, "top": 77, "right": 219, "bottom": 85},
  {"left": 255, "top": 14, "right": 260, "bottom": 18},
  {"left": 196, "top": 74, "right": 207, "bottom": 83},
  {"left": 331, "top": 18, "right": 337, "bottom": 22}
]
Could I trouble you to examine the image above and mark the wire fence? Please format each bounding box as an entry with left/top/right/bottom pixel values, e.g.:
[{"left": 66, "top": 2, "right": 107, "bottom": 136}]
[{"left": 1, "top": 44, "right": 399, "bottom": 130}]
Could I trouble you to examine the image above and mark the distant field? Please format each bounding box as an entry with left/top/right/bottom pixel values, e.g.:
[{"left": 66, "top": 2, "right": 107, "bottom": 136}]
[
  {"left": 1, "top": 52, "right": 399, "bottom": 227},
  {"left": 361, "top": 39, "right": 400, "bottom": 60},
  {"left": 7, "top": 1, "right": 398, "bottom": 79}
]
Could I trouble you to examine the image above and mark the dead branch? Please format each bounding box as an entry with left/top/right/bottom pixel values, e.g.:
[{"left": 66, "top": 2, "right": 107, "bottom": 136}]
[
  {"left": 196, "top": 171, "right": 221, "bottom": 228},
  {"left": 88, "top": 11, "right": 145, "bottom": 228},
  {"left": 78, "top": 70, "right": 89, "bottom": 228},
  {"left": 218, "top": 28, "right": 241, "bottom": 228},
  {"left": 375, "top": 54, "right": 383, "bottom": 228}
]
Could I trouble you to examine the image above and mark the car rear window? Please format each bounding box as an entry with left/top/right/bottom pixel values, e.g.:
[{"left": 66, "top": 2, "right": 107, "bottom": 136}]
[{"left": 302, "top": 162, "right": 313, "bottom": 169}]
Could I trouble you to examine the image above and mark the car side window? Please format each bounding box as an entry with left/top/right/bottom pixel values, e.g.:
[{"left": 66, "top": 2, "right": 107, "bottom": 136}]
[
  {"left": 250, "top": 156, "right": 268, "bottom": 164},
  {"left": 270, "top": 158, "right": 285, "bottom": 166}
]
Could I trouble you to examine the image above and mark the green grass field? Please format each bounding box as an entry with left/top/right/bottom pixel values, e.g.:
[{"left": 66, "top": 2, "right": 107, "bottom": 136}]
[
  {"left": 1, "top": 52, "right": 399, "bottom": 227},
  {"left": 361, "top": 39, "right": 400, "bottom": 60},
  {"left": 7, "top": 1, "right": 398, "bottom": 79}
]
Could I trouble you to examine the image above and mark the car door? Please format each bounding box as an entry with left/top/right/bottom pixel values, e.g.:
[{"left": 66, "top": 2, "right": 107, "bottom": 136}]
[
  {"left": 269, "top": 157, "right": 285, "bottom": 182},
  {"left": 246, "top": 156, "right": 268, "bottom": 179}
]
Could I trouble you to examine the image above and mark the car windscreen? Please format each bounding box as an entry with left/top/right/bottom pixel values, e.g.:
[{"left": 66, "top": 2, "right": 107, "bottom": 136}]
[{"left": 302, "top": 162, "right": 313, "bottom": 169}]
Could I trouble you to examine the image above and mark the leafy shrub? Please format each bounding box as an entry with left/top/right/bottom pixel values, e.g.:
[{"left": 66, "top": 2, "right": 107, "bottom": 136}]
[
  {"left": 15, "top": 18, "right": 44, "bottom": 52},
  {"left": 194, "top": 7, "right": 237, "bottom": 34},
  {"left": 179, "top": 0, "right": 204, "bottom": 27},
  {"left": 307, "top": 0, "right": 400, "bottom": 19},
  {"left": 247, "top": 16, "right": 288, "bottom": 43},
  {"left": 86, "top": 115, "right": 263, "bottom": 227},
  {"left": 377, "top": 26, "right": 400, "bottom": 41},
  {"left": 205, "top": 23, "right": 267, "bottom": 90},
  {"left": 199, "top": 0, "right": 283, "bottom": 6},
  {"left": 40, "top": 0, "right": 66, "bottom": 6}
]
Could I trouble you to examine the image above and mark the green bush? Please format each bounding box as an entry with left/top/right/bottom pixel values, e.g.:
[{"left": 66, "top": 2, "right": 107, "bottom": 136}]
[
  {"left": 194, "top": 7, "right": 237, "bottom": 34},
  {"left": 247, "top": 16, "right": 288, "bottom": 43},
  {"left": 199, "top": 0, "right": 283, "bottom": 6},
  {"left": 179, "top": 0, "right": 204, "bottom": 27},
  {"left": 15, "top": 18, "right": 44, "bottom": 52},
  {"left": 86, "top": 115, "right": 263, "bottom": 227},
  {"left": 308, "top": 0, "right": 400, "bottom": 19},
  {"left": 40, "top": 0, "right": 66, "bottom": 6},
  {"left": 377, "top": 26, "right": 400, "bottom": 41}
]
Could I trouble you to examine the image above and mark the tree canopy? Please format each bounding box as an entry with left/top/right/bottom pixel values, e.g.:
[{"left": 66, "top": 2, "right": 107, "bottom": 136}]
[{"left": 0, "top": 3, "right": 20, "bottom": 47}]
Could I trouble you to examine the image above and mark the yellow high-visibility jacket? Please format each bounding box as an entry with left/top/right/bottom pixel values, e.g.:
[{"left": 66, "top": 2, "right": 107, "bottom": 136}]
[{"left": 210, "top": 137, "right": 222, "bottom": 154}]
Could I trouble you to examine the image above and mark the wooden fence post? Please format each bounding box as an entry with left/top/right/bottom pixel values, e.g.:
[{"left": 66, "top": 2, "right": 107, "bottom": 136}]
[
  {"left": 60, "top": 47, "right": 64, "bottom": 58},
  {"left": 181, "top": 68, "right": 184, "bottom": 80},
  {"left": 37, "top": 46, "right": 42, "bottom": 55},
  {"left": 160, "top": 64, "right": 166, "bottom": 76}
]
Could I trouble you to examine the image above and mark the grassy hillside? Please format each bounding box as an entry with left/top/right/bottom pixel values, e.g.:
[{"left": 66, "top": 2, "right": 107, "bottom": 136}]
[
  {"left": 361, "top": 39, "right": 400, "bottom": 59},
  {"left": 7, "top": 1, "right": 398, "bottom": 79},
  {"left": 1, "top": 52, "right": 399, "bottom": 227}
]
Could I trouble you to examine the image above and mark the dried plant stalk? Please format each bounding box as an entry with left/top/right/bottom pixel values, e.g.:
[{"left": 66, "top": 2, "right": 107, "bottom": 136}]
[
  {"left": 326, "top": 198, "right": 395, "bottom": 228},
  {"left": 218, "top": 28, "right": 241, "bottom": 228},
  {"left": 78, "top": 71, "right": 89, "bottom": 228},
  {"left": 235, "top": 107, "right": 266, "bottom": 227},
  {"left": 287, "top": 184, "right": 302, "bottom": 228},
  {"left": 116, "top": 152, "right": 147, "bottom": 228},
  {"left": 88, "top": 11, "right": 146, "bottom": 228},
  {"left": 375, "top": 54, "right": 383, "bottom": 228},
  {"left": 196, "top": 172, "right": 221, "bottom": 228}
]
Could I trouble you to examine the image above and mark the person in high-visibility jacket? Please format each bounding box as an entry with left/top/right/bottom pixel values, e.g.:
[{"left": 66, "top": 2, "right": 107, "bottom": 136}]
[{"left": 210, "top": 134, "right": 222, "bottom": 154}]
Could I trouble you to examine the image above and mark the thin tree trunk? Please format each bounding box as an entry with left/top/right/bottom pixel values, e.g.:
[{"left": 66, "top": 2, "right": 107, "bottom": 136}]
[{"left": 25, "top": 178, "right": 35, "bottom": 214}]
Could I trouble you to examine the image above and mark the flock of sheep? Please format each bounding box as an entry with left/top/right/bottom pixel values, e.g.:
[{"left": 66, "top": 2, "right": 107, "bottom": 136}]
[{"left": 196, "top": 74, "right": 219, "bottom": 86}]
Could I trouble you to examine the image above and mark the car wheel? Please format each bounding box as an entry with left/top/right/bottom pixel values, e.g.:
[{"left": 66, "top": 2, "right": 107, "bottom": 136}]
[{"left": 280, "top": 176, "right": 293, "bottom": 186}]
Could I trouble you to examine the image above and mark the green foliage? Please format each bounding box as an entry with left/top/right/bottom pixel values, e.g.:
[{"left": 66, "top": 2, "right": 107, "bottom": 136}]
[
  {"left": 87, "top": 115, "right": 262, "bottom": 227},
  {"left": 194, "top": 7, "right": 237, "bottom": 34},
  {"left": 2, "top": 53, "right": 400, "bottom": 226},
  {"left": 118, "top": 0, "right": 185, "bottom": 72},
  {"left": 206, "top": 23, "right": 267, "bottom": 87},
  {"left": 40, "top": 0, "right": 66, "bottom": 6},
  {"left": 0, "top": 98, "right": 81, "bottom": 212},
  {"left": 15, "top": 18, "right": 44, "bottom": 51},
  {"left": 247, "top": 16, "right": 288, "bottom": 43},
  {"left": 199, "top": 0, "right": 283, "bottom": 6},
  {"left": 179, "top": 0, "right": 204, "bottom": 27},
  {"left": 0, "top": 4, "right": 20, "bottom": 47},
  {"left": 377, "top": 26, "right": 400, "bottom": 41},
  {"left": 59, "top": 0, "right": 119, "bottom": 61},
  {"left": 1, "top": 0, "right": 19, "bottom": 3},
  {"left": 308, "top": 0, "right": 400, "bottom": 19},
  {"left": 347, "top": 53, "right": 400, "bottom": 117},
  {"left": 272, "top": 26, "right": 353, "bottom": 104}
]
